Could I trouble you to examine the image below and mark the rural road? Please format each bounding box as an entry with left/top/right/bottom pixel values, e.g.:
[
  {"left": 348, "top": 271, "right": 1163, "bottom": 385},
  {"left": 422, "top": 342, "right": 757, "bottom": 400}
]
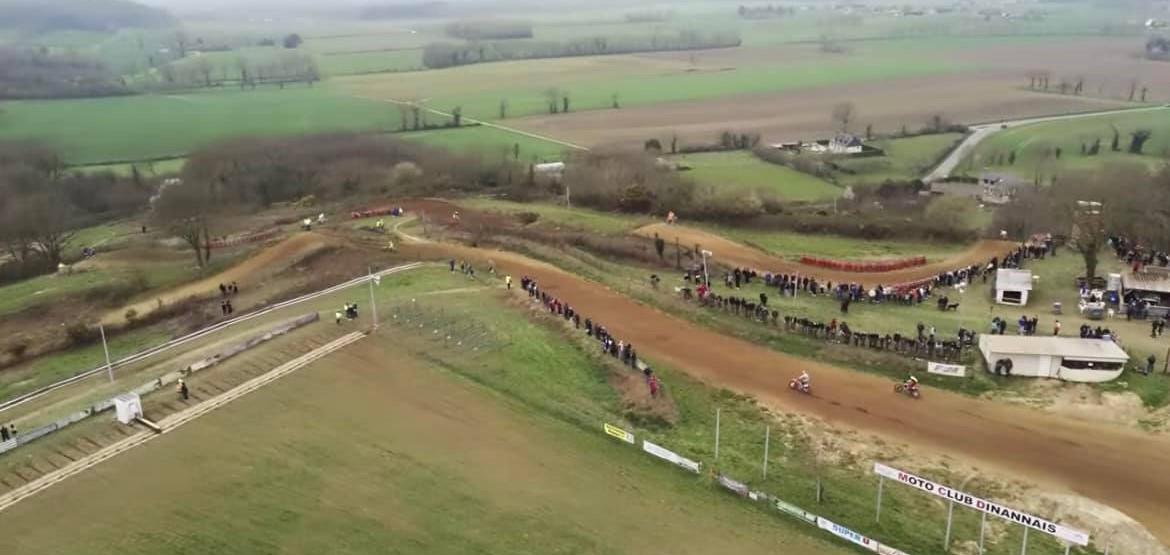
[
  {"left": 393, "top": 220, "right": 1170, "bottom": 546},
  {"left": 924, "top": 105, "right": 1170, "bottom": 183}
]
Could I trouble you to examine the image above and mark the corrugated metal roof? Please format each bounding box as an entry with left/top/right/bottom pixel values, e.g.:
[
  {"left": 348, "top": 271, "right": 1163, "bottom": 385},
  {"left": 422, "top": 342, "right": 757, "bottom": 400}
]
[
  {"left": 996, "top": 269, "right": 1034, "bottom": 291},
  {"left": 1123, "top": 270, "right": 1170, "bottom": 294},
  {"left": 979, "top": 336, "right": 1129, "bottom": 360}
]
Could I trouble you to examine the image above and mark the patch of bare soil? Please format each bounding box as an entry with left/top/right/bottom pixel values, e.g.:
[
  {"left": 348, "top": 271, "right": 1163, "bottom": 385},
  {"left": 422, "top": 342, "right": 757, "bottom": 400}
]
[{"left": 990, "top": 380, "right": 1159, "bottom": 432}]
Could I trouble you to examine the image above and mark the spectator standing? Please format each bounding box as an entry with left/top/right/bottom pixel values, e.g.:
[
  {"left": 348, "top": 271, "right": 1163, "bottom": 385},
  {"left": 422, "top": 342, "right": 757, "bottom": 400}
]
[
  {"left": 1054, "top": 320, "right": 1062, "bottom": 336},
  {"left": 1, "top": 425, "right": 8, "bottom": 441},
  {"left": 178, "top": 379, "right": 190, "bottom": 401}
]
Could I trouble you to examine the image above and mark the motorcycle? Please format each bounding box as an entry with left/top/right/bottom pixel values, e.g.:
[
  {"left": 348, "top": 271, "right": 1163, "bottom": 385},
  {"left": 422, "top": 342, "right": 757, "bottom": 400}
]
[
  {"left": 894, "top": 381, "right": 921, "bottom": 399},
  {"left": 788, "top": 378, "right": 811, "bottom": 394}
]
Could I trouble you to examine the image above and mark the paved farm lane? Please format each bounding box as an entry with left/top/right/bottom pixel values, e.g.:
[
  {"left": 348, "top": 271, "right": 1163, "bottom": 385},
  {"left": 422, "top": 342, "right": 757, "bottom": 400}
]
[
  {"left": 924, "top": 105, "right": 1170, "bottom": 182},
  {"left": 405, "top": 241, "right": 1170, "bottom": 544},
  {"left": 634, "top": 223, "right": 1016, "bottom": 288}
]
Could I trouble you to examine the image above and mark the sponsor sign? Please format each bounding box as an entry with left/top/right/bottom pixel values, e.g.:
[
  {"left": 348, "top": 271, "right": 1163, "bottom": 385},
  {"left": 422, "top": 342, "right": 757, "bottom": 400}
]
[
  {"left": 874, "top": 463, "right": 1089, "bottom": 546},
  {"left": 642, "top": 440, "right": 702, "bottom": 473},
  {"left": 817, "top": 517, "right": 879, "bottom": 552},
  {"left": 603, "top": 423, "right": 635, "bottom": 444},
  {"left": 774, "top": 498, "right": 818, "bottom": 524},
  {"left": 716, "top": 474, "right": 749, "bottom": 496},
  {"left": 927, "top": 362, "right": 967, "bottom": 377}
]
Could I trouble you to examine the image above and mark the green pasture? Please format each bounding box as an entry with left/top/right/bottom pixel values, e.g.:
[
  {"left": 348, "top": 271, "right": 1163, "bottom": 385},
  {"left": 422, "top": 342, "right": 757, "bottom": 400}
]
[
  {"left": 317, "top": 49, "right": 423, "bottom": 75},
  {"left": 399, "top": 126, "right": 568, "bottom": 162},
  {"left": 342, "top": 51, "right": 954, "bottom": 121},
  {"left": 72, "top": 158, "right": 186, "bottom": 177},
  {"left": 0, "top": 86, "right": 401, "bottom": 164},
  {"left": 961, "top": 110, "right": 1170, "bottom": 180},
  {"left": 671, "top": 151, "right": 841, "bottom": 202},
  {"left": 832, "top": 133, "right": 964, "bottom": 186}
]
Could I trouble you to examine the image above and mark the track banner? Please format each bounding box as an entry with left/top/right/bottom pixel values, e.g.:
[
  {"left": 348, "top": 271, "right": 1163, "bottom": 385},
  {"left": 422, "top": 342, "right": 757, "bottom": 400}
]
[
  {"left": 774, "top": 498, "right": 818, "bottom": 524},
  {"left": 716, "top": 474, "right": 749, "bottom": 496},
  {"left": 816, "top": 517, "right": 879, "bottom": 552},
  {"left": 642, "top": 440, "right": 702, "bottom": 474},
  {"left": 874, "top": 462, "right": 1089, "bottom": 546},
  {"left": 603, "top": 423, "right": 635, "bottom": 444},
  {"left": 927, "top": 362, "right": 967, "bottom": 377}
]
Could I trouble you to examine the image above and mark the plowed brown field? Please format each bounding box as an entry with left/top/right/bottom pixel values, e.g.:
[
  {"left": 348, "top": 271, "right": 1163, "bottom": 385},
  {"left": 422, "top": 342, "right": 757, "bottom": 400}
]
[
  {"left": 634, "top": 223, "right": 1016, "bottom": 286},
  {"left": 400, "top": 238, "right": 1170, "bottom": 545}
]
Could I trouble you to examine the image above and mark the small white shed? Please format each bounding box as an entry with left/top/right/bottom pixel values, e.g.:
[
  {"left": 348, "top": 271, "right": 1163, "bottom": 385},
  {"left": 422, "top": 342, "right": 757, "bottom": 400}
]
[
  {"left": 978, "top": 335, "right": 1129, "bottom": 383},
  {"left": 113, "top": 393, "right": 143, "bottom": 424},
  {"left": 995, "top": 269, "right": 1033, "bottom": 306}
]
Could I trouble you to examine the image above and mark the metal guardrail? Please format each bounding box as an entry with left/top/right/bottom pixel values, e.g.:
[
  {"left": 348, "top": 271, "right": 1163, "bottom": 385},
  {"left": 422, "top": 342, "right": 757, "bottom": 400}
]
[{"left": 0, "top": 262, "right": 423, "bottom": 415}]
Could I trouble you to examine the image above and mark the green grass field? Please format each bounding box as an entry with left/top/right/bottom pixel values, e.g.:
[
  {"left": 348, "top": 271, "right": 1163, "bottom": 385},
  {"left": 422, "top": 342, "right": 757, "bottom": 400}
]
[
  {"left": 458, "top": 198, "right": 651, "bottom": 234},
  {"left": 672, "top": 151, "right": 842, "bottom": 201},
  {"left": 341, "top": 49, "right": 954, "bottom": 122},
  {"left": 399, "top": 125, "right": 569, "bottom": 162},
  {"left": 317, "top": 49, "right": 423, "bottom": 75},
  {"left": 71, "top": 158, "right": 186, "bottom": 177},
  {"left": 833, "top": 133, "right": 964, "bottom": 186},
  {"left": 0, "top": 86, "right": 403, "bottom": 164},
  {"left": 962, "top": 110, "right": 1170, "bottom": 180}
]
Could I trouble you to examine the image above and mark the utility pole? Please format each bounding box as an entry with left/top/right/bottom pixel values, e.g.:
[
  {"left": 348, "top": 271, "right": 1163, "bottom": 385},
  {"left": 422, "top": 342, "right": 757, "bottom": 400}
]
[
  {"left": 368, "top": 266, "right": 380, "bottom": 332},
  {"left": 99, "top": 323, "right": 114, "bottom": 383},
  {"left": 701, "top": 250, "right": 713, "bottom": 287}
]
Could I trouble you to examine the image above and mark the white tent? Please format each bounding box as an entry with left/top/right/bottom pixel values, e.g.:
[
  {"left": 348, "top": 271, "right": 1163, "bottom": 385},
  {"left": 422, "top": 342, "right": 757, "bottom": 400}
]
[
  {"left": 995, "top": 269, "right": 1033, "bottom": 306},
  {"left": 978, "top": 335, "right": 1128, "bottom": 383}
]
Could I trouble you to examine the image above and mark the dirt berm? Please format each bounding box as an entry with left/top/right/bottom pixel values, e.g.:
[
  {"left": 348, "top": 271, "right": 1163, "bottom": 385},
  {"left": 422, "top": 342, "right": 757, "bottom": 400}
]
[
  {"left": 634, "top": 223, "right": 1017, "bottom": 287},
  {"left": 404, "top": 239, "right": 1170, "bottom": 546}
]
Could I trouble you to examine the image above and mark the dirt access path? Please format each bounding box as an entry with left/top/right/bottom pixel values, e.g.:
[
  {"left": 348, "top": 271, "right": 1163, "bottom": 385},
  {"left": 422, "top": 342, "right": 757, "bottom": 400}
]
[
  {"left": 101, "top": 233, "right": 335, "bottom": 326},
  {"left": 635, "top": 222, "right": 1016, "bottom": 287},
  {"left": 399, "top": 236, "right": 1170, "bottom": 545}
]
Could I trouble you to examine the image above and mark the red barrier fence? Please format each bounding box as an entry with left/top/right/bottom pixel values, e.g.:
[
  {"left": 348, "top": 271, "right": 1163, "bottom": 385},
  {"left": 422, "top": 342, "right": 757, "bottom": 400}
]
[
  {"left": 208, "top": 228, "right": 281, "bottom": 249},
  {"left": 798, "top": 255, "right": 927, "bottom": 273}
]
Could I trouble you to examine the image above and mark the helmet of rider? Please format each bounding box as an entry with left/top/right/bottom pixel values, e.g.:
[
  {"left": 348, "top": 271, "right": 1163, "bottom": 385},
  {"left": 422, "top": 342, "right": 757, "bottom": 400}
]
[{"left": 908, "top": 376, "right": 918, "bottom": 384}]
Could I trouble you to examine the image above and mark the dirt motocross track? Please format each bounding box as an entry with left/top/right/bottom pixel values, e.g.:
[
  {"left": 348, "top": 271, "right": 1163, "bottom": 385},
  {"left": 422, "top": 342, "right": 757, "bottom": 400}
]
[
  {"left": 634, "top": 223, "right": 1017, "bottom": 287},
  {"left": 394, "top": 221, "right": 1170, "bottom": 544}
]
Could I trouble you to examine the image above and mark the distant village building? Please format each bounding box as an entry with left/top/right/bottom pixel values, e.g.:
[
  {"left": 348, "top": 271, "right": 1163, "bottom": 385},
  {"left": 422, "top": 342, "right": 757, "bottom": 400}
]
[
  {"left": 533, "top": 162, "right": 565, "bottom": 182},
  {"left": 828, "top": 133, "right": 864, "bottom": 154}
]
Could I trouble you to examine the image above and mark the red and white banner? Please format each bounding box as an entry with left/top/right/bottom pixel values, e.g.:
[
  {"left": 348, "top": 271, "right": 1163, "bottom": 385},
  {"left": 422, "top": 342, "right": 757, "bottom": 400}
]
[{"left": 874, "top": 463, "right": 1089, "bottom": 546}]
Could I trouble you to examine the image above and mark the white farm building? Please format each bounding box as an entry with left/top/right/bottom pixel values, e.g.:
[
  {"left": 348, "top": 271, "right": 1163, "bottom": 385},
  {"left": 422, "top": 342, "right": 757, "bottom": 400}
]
[{"left": 978, "top": 335, "right": 1129, "bottom": 383}]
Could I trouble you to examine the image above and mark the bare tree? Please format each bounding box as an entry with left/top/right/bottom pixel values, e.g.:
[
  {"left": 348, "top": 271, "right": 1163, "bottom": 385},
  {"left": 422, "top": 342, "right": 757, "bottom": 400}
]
[
  {"left": 544, "top": 88, "right": 561, "bottom": 114},
  {"left": 175, "top": 30, "right": 189, "bottom": 58},
  {"left": 499, "top": 99, "right": 508, "bottom": 119},
  {"left": 152, "top": 180, "right": 215, "bottom": 267},
  {"left": 831, "top": 102, "right": 855, "bottom": 133}
]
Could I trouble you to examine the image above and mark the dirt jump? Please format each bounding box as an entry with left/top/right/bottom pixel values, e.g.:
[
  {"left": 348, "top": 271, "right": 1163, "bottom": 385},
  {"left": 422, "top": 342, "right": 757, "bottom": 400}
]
[
  {"left": 102, "top": 232, "right": 335, "bottom": 326},
  {"left": 634, "top": 223, "right": 1017, "bottom": 288},
  {"left": 399, "top": 238, "right": 1170, "bottom": 546}
]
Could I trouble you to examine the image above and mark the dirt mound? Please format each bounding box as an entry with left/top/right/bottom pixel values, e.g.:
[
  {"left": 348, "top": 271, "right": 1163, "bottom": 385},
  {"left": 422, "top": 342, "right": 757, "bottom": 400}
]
[
  {"left": 101, "top": 232, "right": 334, "bottom": 326},
  {"left": 635, "top": 223, "right": 1016, "bottom": 287},
  {"left": 399, "top": 239, "right": 1170, "bottom": 545}
]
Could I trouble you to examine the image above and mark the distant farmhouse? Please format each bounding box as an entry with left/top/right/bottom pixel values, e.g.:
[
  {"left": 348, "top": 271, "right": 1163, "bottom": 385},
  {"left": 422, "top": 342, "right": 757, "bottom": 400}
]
[{"left": 771, "top": 133, "right": 880, "bottom": 156}]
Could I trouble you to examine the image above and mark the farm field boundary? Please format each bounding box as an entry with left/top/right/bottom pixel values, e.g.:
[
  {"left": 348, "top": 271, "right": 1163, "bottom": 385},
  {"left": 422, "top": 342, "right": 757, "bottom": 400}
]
[
  {"left": 0, "top": 331, "right": 365, "bottom": 514},
  {"left": 0, "top": 262, "right": 423, "bottom": 415}
]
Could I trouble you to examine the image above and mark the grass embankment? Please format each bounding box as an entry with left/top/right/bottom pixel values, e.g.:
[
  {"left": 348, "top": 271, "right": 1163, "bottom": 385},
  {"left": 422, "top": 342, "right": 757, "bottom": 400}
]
[
  {"left": 671, "top": 151, "right": 842, "bottom": 202},
  {"left": 961, "top": 110, "right": 1170, "bottom": 180}
]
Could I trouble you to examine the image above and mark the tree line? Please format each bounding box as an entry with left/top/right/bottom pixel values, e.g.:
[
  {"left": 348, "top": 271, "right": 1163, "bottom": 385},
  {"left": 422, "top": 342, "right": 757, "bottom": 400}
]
[
  {"left": 421, "top": 30, "right": 741, "bottom": 69},
  {"left": 444, "top": 20, "right": 533, "bottom": 40},
  {"left": 0, "top": 142, "right": 152, "bottom": 281},
  {"left": 0, "top": 47, "right": 130, "bottom": 99},
  {"left": 993, "top": 163, "right": 1170, "bottom": 280},
  {"left": 156, "top": 133, "right": 523, "bottom": 267},
  {"left": 156, "top": 51, "right": 320, "bottom": 91}
]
